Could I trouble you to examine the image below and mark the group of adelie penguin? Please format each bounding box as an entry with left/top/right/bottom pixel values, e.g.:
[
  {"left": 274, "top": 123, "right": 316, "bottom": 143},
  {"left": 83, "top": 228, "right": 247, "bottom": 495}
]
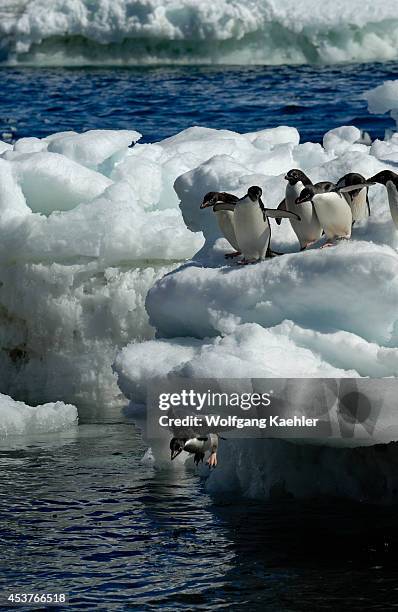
[
  {"left": 169, "top": 169, "right": 398, "bottom": 468},
  {"left": 200, "top": 168, "right": 398, "bottom": 264}
]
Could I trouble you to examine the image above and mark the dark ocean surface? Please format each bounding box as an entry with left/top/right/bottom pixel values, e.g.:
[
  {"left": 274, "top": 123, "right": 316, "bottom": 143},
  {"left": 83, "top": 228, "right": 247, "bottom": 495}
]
[
  {"left": 1, "top": 414, "right": 398, "bottom": 611},
  {"left": 0, "top": 62, "right": 397, "bottom": 145}
]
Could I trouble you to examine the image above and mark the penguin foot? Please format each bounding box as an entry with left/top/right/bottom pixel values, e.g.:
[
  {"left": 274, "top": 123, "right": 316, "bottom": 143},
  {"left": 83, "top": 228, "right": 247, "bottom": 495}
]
[
  {"left": 237, "top": 258, "right": 257, "bottom": 265},
  {"left": 207, "top": 452, "right": 217, "bottom": 468},
  {"left": 302, "top": 240, "right": 317, "bottom": 250},
  {"left": 225, "top": 251, "right": 241, "bottom": 259},
  {"left": 320, "top": 242, "right": 335, "bottom": 249}
]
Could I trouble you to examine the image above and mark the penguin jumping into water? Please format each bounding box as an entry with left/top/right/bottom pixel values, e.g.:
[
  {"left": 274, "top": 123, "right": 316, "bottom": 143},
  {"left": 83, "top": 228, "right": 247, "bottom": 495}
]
[
  {"left": 200, "top": 191, "right": 241, "bottom": 259},
  {"left": 170, "top": 433, "right": 220, "bottom": 468},
  {"left": 368, "top": 170, "right": 398, "bottom": 228},
  {"left": 234, "top": 186, "right": 301, "bottom": 264},
  {"left": 295, "top": 181, "right": 354, "bottom": 246},
  {"left": 335, "top": 172, "right": 373, "bottom": 224},
  {"left": 276, "top": 169, "right": 322, "bottom": 250}
]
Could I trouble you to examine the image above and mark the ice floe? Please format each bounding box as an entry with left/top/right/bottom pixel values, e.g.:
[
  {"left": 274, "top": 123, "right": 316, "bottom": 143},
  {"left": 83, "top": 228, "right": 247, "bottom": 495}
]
[
  {"left": 1, "top": 78, "right": 398, "bottom": 501},
  {"left": 0, "top": 392, "right": 77, "bottom": 436},
  {"left": 112, "top": 79, "right": 398, "bottom": 499}
]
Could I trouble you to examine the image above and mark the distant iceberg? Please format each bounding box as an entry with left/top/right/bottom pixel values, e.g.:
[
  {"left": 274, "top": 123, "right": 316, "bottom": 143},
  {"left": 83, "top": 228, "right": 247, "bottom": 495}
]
[{"left": 2, "top": 0, "right": 398, "bottom": 66}]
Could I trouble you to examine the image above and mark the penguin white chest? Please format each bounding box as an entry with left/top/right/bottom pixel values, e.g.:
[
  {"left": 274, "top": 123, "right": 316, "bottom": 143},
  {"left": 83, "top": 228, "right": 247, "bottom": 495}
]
[
  {"left": 286, "top": 182, "right": 321, "bottom": 246},
  {"left": 312, "top": 193, "right": 352, "bottom": 239},
  {"left": 386, "top": 181, "right": 398, "bottom": 228},
  {"left": 215, "top": 210, "right": 239, "bottom": 251},
  {"left": 234, "top": 199, "right": 270, "bottom": 260}
]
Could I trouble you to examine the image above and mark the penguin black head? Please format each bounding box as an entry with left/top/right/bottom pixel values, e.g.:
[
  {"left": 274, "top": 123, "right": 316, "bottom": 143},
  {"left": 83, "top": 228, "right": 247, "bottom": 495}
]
[
  {"left": 200, "top": 192, "right": 218, "bottom": 209},
  {"left": 295, "top": 182, "right": 335, "bottom": 204},
  {"left": 336, "top": 173, "right": 368, "bottom": 197},
  {"left": 284, "top": 169, "right": 312, "bottom": 186},
  {"left": 201, "top": 191, "right": 239, "bottom": 209},
  {"left": 170, "top": 437, "right": 186, "bottom": 460},
  {"left": 369, "top": 170, "right": 398, "bottom": 186},
  {"left": 338, "top": 172, "right": 366, "bottom": 186},
  {"left": 247, "top": 186, "right": 262, "bottom": 201}
]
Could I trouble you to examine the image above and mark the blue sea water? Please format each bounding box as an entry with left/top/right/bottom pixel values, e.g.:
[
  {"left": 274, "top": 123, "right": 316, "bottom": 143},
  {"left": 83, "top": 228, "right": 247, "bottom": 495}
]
[
  {"left": 0, "top": 62, "right": 397, "bottom": 145},
  {"left": 1, "top": 414, "right": 398, "bottom": 611},
  {"left": 1, "top": 62, "right": 398, "bottom": 610}
]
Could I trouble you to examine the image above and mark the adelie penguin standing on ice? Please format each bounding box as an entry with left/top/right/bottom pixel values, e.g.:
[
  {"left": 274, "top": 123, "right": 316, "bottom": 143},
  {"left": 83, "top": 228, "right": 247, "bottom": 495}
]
[
  {"left": 200, "top": 191, "right": 241, "bottom": 258},
  {"left": 234, "top": 186, "right": 300, "bottom": 265},
  {"left": 276, "top": 168, "right": 322, "bottom": 250},
  {"left": 368, "top": 170, "right": 398, "bottom": 228},
  {"left": 170, "top": 433, "right": 219, "bottom": 467},
  {"left": 335, "top": 172, "right": 373, "bottom": 224},
  {"left": 295, "top": 182, "right": 353, "bottom": 246}
]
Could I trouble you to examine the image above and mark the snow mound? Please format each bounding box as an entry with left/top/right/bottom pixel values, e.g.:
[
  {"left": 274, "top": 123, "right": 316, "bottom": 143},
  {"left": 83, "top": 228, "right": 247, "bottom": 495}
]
[
  {"left": 0, "top": 128, "right": 204, "bottom": 407},
  {"left": 46, "top": 129, "right": 141, "bottom": 170},
  {"left": 0, "top": 393, "right": 77, "bottom": 436},
  {"left": 146, "top": 242, "right": 398, "bottom": 347}
]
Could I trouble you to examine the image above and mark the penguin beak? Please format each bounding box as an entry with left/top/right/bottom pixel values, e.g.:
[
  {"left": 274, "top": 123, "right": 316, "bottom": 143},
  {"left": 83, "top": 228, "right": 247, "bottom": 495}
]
[
  {"left": 284, "top": 174, "right": 289, "bottom": 180},
  {"left": 171, "top": 447, "right": 183, "bottom": 460},
  {"left": 200, "top": 200, "right": 213, "bottom": 209}
]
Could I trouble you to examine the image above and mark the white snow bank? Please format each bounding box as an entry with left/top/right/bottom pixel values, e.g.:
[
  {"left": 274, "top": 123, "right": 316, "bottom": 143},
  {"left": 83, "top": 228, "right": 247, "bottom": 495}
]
[
  {"left": 115, "top": 322, "right": 356, "bottom": 405},
  {"left": 14, "top": 152, "right": 113, "bottom": 215},
  {"left": 3, "top": 0, "right": 398, "bottom": 66},
  {"left": 0, "top": 128, "right": 206, "bottom": 407},
  {"left": 46, "top": 129, "right": 141, "bottom": 170},
  {"left": 0, "top": 393, "right": 77, "bottom": 436},
  {"left": 146, "top": 242, "right": 398, "bottom": 346}
]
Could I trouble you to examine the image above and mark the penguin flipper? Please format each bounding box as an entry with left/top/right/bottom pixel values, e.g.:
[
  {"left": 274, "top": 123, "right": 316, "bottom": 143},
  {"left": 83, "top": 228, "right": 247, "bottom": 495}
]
[
  {"left": 266, "top": 208, "right": 301, "bottom": 222},
  {"left": 366, "top": 189, "right": 371, "bottom": 216},
  {"left": 337, "top": 182, "right": 375, "bottom": 194},
  {"left": 275, "top": 199, "right": 286, "bottom": 225}
]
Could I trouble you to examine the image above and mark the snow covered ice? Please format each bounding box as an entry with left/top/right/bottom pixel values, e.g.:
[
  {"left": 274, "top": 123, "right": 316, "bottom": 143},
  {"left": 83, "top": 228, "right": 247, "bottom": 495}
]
[
  {"left": 0, "top": 393, "right": 77, "bottom": 436},
  {"left": 0, "top": 128, "right": 204, "bottom": 407},
  {"left": 2, "top": 0, "right": 398, "bottom": 66},
  {"left": 1, "top": 78, "right": 398, "bottom": 498},
  {"left": 112, "top": 80, "right": 398, "bottom": 500}
]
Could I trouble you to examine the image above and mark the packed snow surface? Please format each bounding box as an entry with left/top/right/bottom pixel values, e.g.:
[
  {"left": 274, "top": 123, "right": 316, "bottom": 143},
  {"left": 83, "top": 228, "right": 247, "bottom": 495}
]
[
  {"left": 0, "top": 392, "right": 77, "bottom": 436},
  {"left": 2, "top": 0, "right": 398, "bottom": 66}
]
